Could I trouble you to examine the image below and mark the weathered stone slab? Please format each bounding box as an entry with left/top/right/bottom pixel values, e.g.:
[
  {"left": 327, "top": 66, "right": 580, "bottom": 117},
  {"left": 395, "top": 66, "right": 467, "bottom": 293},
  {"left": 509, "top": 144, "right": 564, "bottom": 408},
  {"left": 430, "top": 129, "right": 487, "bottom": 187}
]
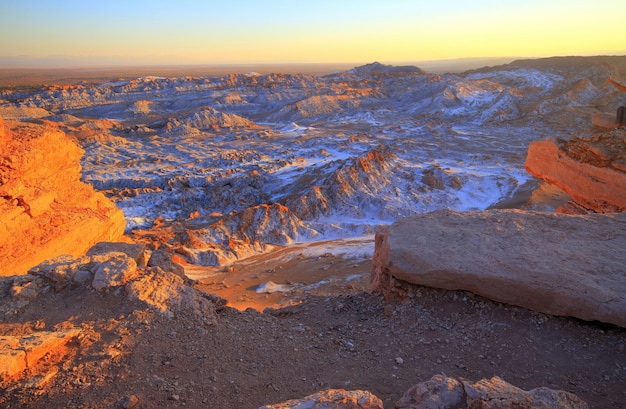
[
  {"left": 0, "top": 329, "right": 81, "bottom": 382},
  {"left": 372, "top": 209, "right": 626, "bottom": 327}
]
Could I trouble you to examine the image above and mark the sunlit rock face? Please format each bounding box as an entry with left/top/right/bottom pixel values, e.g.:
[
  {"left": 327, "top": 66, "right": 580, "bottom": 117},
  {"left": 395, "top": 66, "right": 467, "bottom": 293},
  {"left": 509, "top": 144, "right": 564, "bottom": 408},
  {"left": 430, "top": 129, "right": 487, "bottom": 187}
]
[
  {"left": 0, "top": 120, "right": 126, "bottom": 276},
  {"left": 525, "top": 130, "right": 626, "bottom": 213},
  {"left": 0, "top": 115, "right": 6, "bottom": 142},
  {"left": 1, "top": 56, "right": 624, "bottom": 266}
]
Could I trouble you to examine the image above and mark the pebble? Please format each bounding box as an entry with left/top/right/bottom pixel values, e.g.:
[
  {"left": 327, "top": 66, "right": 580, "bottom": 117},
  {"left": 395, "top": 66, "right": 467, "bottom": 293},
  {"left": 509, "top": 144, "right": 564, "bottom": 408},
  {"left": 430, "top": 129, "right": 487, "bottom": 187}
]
[
  {"left": 121, "top": 395, "right": 139, "bottom": 409},
  {"left": 169, "top": 394, "right": 180, "bottom": 401},
  {"left": 395, "top": 357, "right": 404, "bottom": 365}
]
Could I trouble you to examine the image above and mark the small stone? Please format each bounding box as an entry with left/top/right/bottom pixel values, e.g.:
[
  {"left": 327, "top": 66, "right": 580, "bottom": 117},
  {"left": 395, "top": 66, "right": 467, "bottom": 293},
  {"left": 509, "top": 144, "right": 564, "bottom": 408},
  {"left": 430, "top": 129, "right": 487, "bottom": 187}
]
[
  {"left": 72, "top": 269, "right": 92, "bottom": 284},
  {"left": 395, "top": 357, "right": 404, "bottom": 365},
  {"left": 169, "top": 394, "right": 180, "bottom": 401},
  {"left": 121, "top": 395, "right": 139, "bottom": 409}
]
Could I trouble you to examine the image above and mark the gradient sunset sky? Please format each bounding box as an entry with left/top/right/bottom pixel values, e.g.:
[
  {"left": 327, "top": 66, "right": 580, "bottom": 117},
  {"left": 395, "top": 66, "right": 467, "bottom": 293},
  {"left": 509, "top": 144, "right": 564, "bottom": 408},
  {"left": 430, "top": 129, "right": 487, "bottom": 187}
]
[{"left": 1, "top": 0, "right": 623, "bottom": 66}]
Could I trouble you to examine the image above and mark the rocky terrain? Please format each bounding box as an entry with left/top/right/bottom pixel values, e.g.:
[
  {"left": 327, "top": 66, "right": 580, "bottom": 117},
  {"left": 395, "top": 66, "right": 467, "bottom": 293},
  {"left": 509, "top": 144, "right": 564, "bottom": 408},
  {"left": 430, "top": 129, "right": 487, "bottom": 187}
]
[
  {"left": 1, "top": 56, "right": 626, "bottom": 408},
  {"left": 2, "top": 56, "right": 625, "bottom": 265},
  {"left": 0, "top": 119, "right": 126, "bottom": 276},
  {"left": 1, "top": 244, "right": 624, "bottom": 408}
]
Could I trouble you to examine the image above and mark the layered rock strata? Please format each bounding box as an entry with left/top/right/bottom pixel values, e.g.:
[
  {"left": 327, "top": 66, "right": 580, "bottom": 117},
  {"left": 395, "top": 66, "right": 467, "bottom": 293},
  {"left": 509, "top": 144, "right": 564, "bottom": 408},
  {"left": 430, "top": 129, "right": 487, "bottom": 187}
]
[
  {"left": 525, "top": 130, "right": 626, "bottom": 213},
  {"left": 0, "top": 119, "right": 126, "bottom": 276},
  {"left": 372, "top": 209, "right": 626, "bottom": 327}
]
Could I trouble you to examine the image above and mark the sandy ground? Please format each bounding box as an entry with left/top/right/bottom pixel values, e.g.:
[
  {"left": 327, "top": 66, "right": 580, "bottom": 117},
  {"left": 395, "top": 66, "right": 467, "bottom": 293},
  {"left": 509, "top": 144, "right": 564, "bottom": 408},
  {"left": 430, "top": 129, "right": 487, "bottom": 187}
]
[{"left": 191, "top": 237, "right": 374, "bottom": 311}]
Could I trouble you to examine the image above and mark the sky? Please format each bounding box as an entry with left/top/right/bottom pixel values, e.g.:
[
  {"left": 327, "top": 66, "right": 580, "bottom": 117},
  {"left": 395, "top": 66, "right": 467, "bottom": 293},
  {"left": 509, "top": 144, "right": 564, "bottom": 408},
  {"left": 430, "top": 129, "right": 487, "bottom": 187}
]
[{"left": 0, "top": 0, "right": 624, "bottom": 66}]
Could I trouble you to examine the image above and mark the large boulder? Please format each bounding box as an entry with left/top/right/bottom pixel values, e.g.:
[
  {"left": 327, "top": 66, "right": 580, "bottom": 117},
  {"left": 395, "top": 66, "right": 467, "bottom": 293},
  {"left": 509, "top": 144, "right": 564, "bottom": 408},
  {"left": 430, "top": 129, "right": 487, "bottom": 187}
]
[
  {"left": 395, "top": 374, "right": 588, "bottom": 409},
  {"left": 0, "top": 121, "right": 126, "bottom": 276},
  {"left": 525, "top": 131, "right": 626, "bottom": 213},
  {"left": 372, "top": 209, "right": 626, "bottom": 327},
  {"left": 91, "top": 253, "right": 139, "bottom": 291},
  {"left": 87, "top": 242, "right": 148, "bottom": 266}
]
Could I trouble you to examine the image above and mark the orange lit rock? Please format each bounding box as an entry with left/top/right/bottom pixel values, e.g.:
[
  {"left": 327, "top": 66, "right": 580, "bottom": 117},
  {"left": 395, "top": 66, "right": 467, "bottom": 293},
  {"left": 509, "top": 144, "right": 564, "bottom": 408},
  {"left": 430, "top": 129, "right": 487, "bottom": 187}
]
[
  {"left": 0, "top": 329, "right": 81, "bottom": 383},
  {"left": 259, "top": 389, "right": 384, "bottom": 409},
  {"left": 372, "top": 209, "right": 626, "bottom": 327},
  {"left": 525, "top": 131, "right": 626, "bottom": 213},
  {"left": 0, "top": 115, "right": 6, "bottom": 142},
  {"left": 0, "top": 121, "right": 126, "bottom": 276}
]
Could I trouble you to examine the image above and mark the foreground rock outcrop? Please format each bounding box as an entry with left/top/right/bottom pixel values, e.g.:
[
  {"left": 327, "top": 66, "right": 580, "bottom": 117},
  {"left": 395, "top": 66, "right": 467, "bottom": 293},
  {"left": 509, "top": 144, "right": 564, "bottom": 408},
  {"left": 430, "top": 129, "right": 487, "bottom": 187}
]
[
  {"left": 395, "top": 374, "right": 588, "bottom": 409},
  {"left": 3, "top": 243, "right": 219, "bottom": 319},
  {"left": 0, "top": 119, "right": 126, "bottom": 276},
  {"left": 372, "top": 209, "right": 626, "bottom": 327},
  {"left": 259, "top": 389, "right": 384, "bottom": 409},
  {"left": 260, "top": 375, "right": 587, "bottom": 409},
  {"left": 0, "top": 329, "right": 81, "bottom": 384},
  {"left": 0, "top": 242, "right": 223, "bottom": 387},
  {"left": 525, "top": 130, "right": 626, "bottom": 213}
]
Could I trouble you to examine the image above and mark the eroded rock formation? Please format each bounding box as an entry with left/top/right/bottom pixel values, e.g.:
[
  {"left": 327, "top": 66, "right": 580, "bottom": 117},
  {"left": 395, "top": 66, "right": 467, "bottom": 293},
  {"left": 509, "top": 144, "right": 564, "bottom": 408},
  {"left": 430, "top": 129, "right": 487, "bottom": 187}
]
[
  {"left": 0, "top": 119, "right": 126, "bottom": 276},
  {"left": 169, "top": 203, "right": 316, "bottom": 266},
  {"left": 259, "top": 389, "right": 384, "bottom": 409},
  {"left": 525, "top": 130, "right": 626, "bottom": 213},
  {"left": 3, "top": 243, "right": 221, "bottom": 319},
  {"left": 372, "top": 209, "right": 626, "bottom": 327},
  {"left": 285, "top": 148, "right": 398, "bottom": 220},
  {"left": 395, "top": 374, "right": 588, "bottom": 409},
  {"left": 260, "top": 375, "right": 587, "bottom": 409}
]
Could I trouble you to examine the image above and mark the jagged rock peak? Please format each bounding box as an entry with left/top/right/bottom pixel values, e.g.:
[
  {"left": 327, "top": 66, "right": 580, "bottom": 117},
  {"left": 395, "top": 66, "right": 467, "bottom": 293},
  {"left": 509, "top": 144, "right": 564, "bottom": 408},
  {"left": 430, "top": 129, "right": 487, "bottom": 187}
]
[
  {"left": 349, "top": 61, "right": 426, "bottom": 75},
  {"left": 167, "top": 106, "right": 256, "bottom": 132}
]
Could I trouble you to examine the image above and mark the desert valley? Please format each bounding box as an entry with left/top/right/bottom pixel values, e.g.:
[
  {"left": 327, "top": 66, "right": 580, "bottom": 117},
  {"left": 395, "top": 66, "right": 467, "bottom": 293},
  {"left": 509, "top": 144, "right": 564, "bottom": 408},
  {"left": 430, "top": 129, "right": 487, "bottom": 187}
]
[{"left": 1, "top": 55, "right": 625, "bottom": 408}]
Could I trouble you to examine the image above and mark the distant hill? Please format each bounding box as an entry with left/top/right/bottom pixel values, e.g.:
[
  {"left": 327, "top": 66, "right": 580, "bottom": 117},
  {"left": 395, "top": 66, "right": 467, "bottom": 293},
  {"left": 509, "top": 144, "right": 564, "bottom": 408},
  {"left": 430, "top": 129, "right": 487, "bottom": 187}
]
[
  {"left": 349, "top": 61, "right": 426, "bottom": 75},
  {"left": 466, "top": 55, "right": 626, "bottom": 77}
]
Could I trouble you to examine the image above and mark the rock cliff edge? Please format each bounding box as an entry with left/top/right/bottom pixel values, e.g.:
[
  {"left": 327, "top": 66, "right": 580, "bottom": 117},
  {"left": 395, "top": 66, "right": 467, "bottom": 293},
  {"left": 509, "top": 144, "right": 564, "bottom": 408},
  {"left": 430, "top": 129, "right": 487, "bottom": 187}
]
[{"left": 0, "top": 118, "right": 126, "bottom": 275}]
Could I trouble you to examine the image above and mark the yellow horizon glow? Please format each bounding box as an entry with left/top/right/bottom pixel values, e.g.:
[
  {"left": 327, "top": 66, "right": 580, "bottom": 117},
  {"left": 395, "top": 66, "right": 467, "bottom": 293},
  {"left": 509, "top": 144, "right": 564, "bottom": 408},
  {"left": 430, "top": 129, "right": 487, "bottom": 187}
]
[{"left": 0, "top": 1, "right": 623, "bottom": 66}]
